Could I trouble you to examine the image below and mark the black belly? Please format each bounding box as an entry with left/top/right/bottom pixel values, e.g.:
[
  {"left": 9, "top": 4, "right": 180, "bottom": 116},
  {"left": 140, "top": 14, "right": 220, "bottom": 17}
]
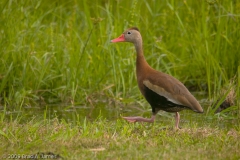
[{"left": 144, "top": 86, "right": 188, "bottom": 114}]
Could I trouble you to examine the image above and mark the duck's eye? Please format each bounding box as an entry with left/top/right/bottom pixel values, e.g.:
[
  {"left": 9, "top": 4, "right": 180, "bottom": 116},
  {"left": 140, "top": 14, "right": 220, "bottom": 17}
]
[{"left": 127, "top": 31, "right": 131, "bottom": 35}]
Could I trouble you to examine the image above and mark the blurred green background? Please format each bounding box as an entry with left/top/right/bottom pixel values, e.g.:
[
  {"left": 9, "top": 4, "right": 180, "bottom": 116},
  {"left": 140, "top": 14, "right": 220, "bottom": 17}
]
[{"left": 0, "top": 0, "right": 239, "bottom": 111}]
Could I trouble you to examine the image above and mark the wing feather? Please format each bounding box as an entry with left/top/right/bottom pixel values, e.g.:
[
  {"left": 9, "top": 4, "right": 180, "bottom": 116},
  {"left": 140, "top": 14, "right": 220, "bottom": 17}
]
[
  {"left": 143, "top": 80, "right": 183, "bottom": 105},
  {"left": 143, "top": 78, "right": 203, "bottom": 113}
]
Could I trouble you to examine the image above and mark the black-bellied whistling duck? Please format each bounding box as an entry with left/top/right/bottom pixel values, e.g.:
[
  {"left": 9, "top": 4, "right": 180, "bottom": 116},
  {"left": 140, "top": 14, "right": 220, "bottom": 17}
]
[{"left": 111, "top": 27, "right": 203, "bottom": 129}]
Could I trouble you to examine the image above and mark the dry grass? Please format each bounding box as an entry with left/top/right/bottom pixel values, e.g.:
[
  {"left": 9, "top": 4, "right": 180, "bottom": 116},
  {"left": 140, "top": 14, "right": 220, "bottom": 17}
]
[{"left": 213, "top": 77, "right": 237, "bottom": 113}]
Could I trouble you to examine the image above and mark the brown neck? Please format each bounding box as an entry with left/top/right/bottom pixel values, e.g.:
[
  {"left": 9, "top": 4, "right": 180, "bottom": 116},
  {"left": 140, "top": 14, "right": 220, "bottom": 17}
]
[{"left": 134, "top": 40, "right": 151, "bottom": 78}]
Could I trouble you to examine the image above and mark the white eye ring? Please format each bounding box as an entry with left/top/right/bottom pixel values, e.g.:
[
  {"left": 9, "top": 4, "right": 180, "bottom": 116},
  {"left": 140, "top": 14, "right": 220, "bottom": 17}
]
[{"left": 127, "top": 31, "right": 131, "bottom": 34}]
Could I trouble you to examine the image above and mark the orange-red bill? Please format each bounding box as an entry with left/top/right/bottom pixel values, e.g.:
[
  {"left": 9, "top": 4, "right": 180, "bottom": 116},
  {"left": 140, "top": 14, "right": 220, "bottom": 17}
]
[{"left": 111, "top": 34, "right": 125, "bottom": 43}]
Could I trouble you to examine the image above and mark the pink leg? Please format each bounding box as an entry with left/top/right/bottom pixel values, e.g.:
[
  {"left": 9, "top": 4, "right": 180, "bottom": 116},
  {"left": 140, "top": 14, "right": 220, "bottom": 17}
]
[
  {"left": 122, "top": 115, "right": 156, "bottom": 123},
  {"left": 175, "top": 112, "right": 180, "bottom": 129}
]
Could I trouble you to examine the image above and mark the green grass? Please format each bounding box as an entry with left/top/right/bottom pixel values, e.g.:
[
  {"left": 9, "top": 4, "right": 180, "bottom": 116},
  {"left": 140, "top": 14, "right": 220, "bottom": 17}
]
[
  {"left": 0, "top": 0, "right": 240, "bottom": 159},
  {"left": 0, "top": 115, "right": 240, "bottom": 159},
  {"left": 0, "top": 0, "right": 239, "bottom": 107}
]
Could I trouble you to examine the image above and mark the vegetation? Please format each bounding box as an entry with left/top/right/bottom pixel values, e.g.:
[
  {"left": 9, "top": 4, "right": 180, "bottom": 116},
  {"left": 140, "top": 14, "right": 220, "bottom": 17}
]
[
  {"left": 0, "top": 0, "right": 239, "bottom": 159},
  {"left": 1, "top": 115, "right": 240, "bottom": 159},
  {"left": 0, "top": 0, "right": 239, "bottom": 107}
]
